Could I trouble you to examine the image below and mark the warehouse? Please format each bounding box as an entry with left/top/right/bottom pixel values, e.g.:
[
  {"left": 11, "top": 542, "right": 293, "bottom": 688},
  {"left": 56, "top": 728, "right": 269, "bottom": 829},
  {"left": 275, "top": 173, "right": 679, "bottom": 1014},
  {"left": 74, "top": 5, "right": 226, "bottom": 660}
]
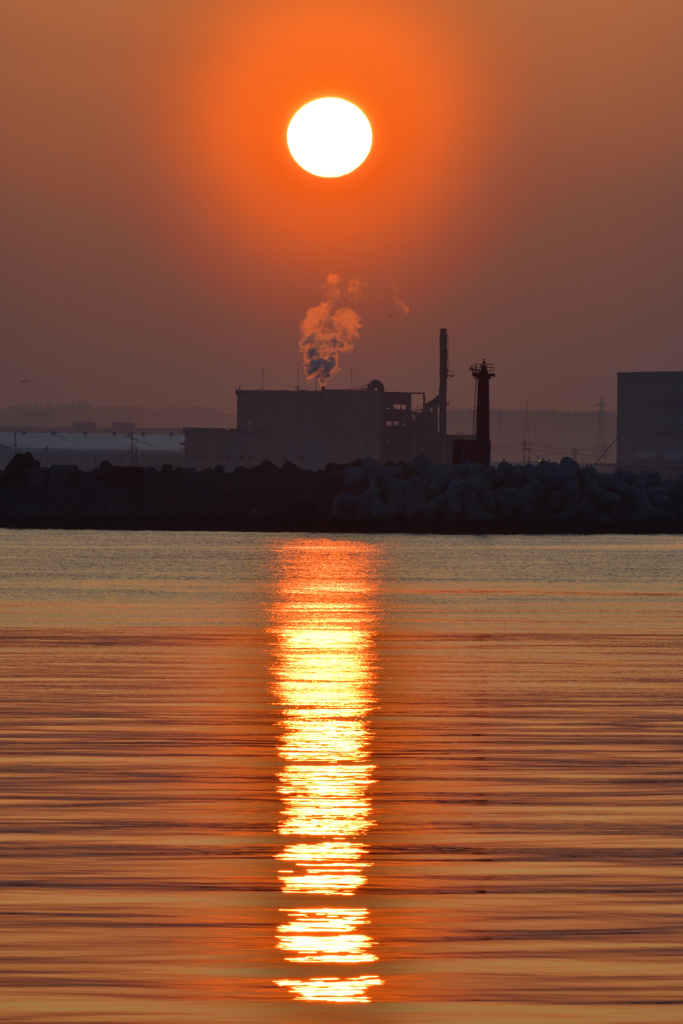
[{"left": 617, "top": 371, "right": 683, "bottom": 476}]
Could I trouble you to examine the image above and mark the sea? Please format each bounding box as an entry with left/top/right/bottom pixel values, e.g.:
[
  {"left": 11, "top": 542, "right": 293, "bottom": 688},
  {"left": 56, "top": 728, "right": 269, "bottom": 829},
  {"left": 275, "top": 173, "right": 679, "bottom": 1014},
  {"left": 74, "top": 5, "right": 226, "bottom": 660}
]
[{"left": 1, "top": 530, "right": 681, "bottom": 1024}]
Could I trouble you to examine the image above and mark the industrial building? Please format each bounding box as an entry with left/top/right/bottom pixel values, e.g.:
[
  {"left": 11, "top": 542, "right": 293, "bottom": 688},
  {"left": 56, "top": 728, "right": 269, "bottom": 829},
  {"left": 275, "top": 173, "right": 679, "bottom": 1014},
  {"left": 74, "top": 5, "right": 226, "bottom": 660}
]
[
  {"left": 184, "top": 330, "right": 455, "bottom": 470},
  {"left": 617, "top": 371, "right": 683, "bottom": 476}
]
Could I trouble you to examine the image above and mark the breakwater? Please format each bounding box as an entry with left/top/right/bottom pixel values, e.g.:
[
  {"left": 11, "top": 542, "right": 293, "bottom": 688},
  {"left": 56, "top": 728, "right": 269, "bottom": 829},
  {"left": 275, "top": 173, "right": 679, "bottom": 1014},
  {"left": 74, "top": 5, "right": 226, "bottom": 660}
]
[{"left": 1, "top": 452, "right": 682, "bottom": 532}]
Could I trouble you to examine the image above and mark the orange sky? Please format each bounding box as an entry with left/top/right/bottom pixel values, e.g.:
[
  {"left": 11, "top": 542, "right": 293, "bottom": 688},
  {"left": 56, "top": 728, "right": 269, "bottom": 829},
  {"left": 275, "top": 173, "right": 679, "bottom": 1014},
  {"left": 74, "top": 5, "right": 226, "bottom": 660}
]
[{"left": 1, "top": 0, "right": 682, "bottom": 412}]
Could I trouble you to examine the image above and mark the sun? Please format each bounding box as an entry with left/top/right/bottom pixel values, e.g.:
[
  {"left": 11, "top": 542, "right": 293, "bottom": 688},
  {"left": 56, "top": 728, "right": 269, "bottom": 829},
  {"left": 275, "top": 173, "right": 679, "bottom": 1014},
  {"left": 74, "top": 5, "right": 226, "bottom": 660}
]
[{"left": 287, "top": 98, "right": 372, "bottom": 178}]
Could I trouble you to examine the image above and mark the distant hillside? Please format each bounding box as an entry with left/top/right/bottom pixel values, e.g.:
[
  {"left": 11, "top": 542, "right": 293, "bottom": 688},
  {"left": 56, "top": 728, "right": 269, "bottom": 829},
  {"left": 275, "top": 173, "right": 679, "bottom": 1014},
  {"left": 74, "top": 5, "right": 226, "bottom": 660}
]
[
  {"left": 448, "top": 408, "right": 618, "bottom": 464},
  {"left": 0, "top": 403, "right": 236, "bottom": 430}
]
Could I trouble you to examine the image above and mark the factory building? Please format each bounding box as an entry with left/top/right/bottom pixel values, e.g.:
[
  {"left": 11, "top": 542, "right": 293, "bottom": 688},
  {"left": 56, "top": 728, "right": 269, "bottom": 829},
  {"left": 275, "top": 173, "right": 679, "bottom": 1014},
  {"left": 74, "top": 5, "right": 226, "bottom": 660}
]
[
  {"left": 184, "top": 331, "right": 453, "bottom": 470},
  {"left": 235, "top": 387, "right": 383, "bottom": 465},
  {"left": 184, "top": 387, "right": 438, "bottom": 470},
  {"left": 617, "top": 371, "right": 683, "bottom": 476},
  {"left": 183, "top": 391, "right": 378, "bottom": 469}
]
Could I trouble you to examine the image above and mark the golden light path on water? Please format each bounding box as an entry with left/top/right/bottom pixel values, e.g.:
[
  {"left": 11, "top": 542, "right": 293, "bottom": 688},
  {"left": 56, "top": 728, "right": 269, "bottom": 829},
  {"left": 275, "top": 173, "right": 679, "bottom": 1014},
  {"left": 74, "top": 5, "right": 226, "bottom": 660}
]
[{"left": 270, "top": 539, "right": 383, "bottom": 1003}]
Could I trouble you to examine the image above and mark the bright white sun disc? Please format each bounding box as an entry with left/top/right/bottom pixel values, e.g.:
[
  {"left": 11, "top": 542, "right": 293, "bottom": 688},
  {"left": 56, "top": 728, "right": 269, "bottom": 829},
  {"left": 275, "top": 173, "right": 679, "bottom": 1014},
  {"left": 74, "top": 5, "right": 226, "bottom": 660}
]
[{"left": 287, "top": 98, "right": 372, "bottom": 178}]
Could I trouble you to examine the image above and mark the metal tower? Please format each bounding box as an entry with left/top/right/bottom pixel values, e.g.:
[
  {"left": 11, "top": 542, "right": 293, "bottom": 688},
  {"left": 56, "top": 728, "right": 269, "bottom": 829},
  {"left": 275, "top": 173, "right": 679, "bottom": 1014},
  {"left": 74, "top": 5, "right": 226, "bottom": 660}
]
[{"left": 438, "top": 328, "right": 452, "bottom": 464}]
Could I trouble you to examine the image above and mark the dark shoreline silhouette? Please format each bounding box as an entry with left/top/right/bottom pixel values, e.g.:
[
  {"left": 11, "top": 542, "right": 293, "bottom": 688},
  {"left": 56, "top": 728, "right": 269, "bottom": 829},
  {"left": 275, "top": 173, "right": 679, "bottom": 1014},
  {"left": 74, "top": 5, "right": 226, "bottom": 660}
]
[{"left": 1, "top": 451, "right": 682, "bottom": 533}]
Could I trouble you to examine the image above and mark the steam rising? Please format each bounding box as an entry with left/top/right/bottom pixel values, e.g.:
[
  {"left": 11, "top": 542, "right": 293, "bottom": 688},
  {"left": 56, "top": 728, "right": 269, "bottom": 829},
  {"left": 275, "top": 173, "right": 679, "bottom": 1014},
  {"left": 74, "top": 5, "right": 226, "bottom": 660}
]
[
  {"left": 391, "top": 281, "right": 410, "bottom": 318},
  {"left": 299, "top": 274, "right": 362, "bottom": 385}
]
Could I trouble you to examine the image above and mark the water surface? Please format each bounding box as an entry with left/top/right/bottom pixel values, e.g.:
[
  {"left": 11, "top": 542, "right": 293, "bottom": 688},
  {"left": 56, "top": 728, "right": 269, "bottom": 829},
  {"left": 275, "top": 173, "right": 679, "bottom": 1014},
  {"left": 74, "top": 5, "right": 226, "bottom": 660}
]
[{"left": 1, "top": 531, "right": 681, "bottom": 1023}]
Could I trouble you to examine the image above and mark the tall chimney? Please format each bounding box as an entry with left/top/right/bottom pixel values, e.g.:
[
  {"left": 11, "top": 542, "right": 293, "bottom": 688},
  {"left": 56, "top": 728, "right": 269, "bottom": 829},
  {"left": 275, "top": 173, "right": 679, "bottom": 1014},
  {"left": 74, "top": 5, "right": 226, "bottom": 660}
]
[{"left": 438, "top": 328, "right": 448, "bottom": 463}]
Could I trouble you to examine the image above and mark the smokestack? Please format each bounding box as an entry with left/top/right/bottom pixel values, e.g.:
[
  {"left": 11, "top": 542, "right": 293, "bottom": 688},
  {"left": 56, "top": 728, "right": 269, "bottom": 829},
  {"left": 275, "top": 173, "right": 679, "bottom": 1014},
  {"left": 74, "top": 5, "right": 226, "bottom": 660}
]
[{"left": 439, "top": 328, "right": 448, "bottom": 463}]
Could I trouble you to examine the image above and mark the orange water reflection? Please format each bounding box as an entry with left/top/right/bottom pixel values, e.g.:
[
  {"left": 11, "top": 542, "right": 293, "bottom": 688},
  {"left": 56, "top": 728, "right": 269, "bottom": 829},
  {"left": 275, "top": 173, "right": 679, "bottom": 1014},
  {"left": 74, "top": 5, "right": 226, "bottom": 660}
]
[{"left": 270, "top": 538, "right": 383, "bottom": 1003}]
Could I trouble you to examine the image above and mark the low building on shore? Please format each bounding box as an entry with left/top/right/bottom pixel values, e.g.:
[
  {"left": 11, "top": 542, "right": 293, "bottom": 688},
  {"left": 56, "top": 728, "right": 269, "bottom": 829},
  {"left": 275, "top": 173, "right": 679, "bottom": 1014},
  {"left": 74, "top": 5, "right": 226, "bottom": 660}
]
[{"left": 617, "top": 371, "right": 683, "bottom": 476}]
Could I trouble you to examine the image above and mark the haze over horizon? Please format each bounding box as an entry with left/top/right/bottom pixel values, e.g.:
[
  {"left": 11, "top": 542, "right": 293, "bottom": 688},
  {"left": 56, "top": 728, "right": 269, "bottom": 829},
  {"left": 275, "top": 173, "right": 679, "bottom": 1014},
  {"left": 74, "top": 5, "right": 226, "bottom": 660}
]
[{"left": 2, "top": 0, "right": 682, "bottom": 414}]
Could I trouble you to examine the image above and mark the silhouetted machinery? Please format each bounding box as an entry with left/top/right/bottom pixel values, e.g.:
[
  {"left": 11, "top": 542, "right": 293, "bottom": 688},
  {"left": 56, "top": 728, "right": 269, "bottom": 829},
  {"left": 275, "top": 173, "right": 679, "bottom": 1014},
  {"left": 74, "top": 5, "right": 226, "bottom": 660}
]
[{"left": 453, "top": 359, "right": 495, "bottom": 465}]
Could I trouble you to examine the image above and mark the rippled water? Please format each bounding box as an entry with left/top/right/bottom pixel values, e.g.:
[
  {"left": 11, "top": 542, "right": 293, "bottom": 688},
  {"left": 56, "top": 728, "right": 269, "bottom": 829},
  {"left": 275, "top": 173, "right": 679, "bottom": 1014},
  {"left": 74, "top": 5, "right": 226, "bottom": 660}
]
[{"left": 1, "top": 531, "right": 681, "bottom": 1023}]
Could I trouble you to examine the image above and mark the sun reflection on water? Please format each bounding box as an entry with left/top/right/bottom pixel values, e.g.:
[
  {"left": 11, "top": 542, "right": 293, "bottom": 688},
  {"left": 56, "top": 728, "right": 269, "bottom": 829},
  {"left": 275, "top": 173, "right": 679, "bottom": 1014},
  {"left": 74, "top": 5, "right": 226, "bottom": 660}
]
[{"left": 270, "top": 538, "right": 383, "bottom": 1003}]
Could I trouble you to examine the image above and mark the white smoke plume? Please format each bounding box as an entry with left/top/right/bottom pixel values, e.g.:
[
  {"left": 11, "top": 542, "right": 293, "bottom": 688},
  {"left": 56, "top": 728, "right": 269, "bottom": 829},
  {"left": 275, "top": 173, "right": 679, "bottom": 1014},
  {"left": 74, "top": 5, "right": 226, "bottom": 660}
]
[
  {"left": 299, "top": 273, "right": 362, "bottom": 386},
  {"left": 391, "top": 281, "right": 410, "bottom": 319}
]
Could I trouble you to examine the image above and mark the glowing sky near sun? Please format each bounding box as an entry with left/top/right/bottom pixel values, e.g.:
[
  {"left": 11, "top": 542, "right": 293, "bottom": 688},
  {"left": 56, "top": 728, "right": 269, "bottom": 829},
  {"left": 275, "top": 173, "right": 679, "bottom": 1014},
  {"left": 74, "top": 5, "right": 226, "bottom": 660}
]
[{"left": 2, "top": 1, "right": 682, "bottom": 413}]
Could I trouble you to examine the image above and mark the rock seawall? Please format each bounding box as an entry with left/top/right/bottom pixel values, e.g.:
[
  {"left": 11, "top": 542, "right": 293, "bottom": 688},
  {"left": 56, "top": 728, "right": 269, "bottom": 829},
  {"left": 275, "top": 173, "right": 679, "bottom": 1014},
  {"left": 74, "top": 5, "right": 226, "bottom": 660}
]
[{"left": 1, "top": 453, "right": 682, "bottom": 532}]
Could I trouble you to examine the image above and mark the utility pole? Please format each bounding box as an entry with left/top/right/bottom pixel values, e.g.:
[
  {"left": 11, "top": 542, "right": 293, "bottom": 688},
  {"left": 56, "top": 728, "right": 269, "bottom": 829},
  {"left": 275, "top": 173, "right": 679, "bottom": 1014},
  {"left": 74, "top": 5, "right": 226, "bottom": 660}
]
[
  {"left": 496, "top": 410, "right": 505, "bottom": 462},
  {"left": 595, "top": 396, "right": 607, "bottom": 454},
  {"left": 522, "top": 400, "right": 531, "bottom": 463},
  {"left": 261, "top": 368, "right": 265, "bottom": 391},
  {"left": 438, "top": 329, "right": 454, "bottom": 464}
]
